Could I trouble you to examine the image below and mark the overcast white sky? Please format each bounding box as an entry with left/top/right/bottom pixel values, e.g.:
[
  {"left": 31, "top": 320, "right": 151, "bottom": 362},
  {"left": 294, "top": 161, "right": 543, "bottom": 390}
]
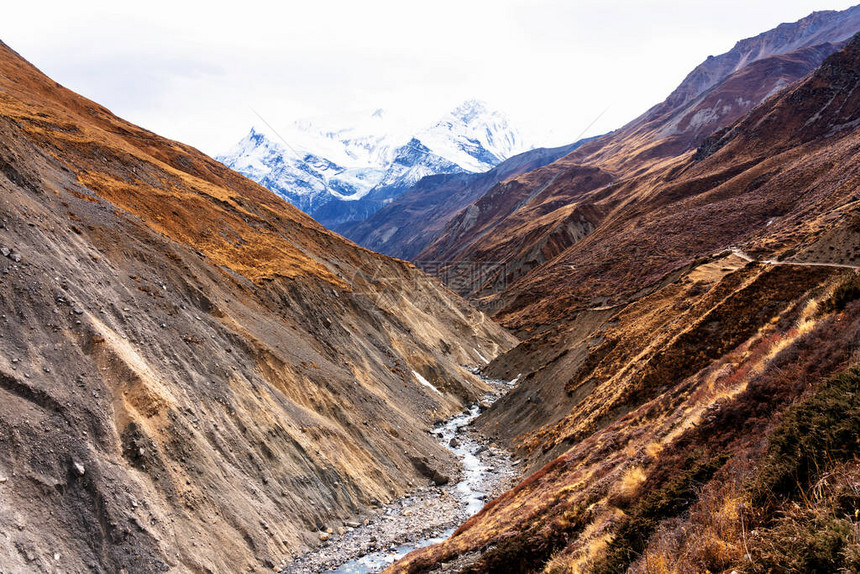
[{"left": 2, "top": 1, "right": 857, "bottom": 155}]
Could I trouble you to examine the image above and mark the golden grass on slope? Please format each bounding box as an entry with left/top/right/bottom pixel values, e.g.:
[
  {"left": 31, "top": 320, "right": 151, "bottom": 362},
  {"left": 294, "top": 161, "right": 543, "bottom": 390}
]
[
  {"left": 515, "top": 262, "right": 831, "bottom": 460},
  {"left": 633, "top": 363, "right": 860, "bottom": 574},
  {"left": 630, "top": 473, "right": 751, "bottom": 574},
  {"left": 0, "top": 43, "right": 355, "bottom": 288},
  {"left": 76, "top": 168, "right": 343, "bottom": 285},
  {"left": 543, "top": 508, "right": 623, "bottom": 574}
]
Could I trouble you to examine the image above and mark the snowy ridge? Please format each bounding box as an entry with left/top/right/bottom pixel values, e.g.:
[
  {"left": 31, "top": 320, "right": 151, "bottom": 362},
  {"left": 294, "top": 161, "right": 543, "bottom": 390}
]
[
  {"left": 418, "top": 100, "right": 526, "bottom": 173},
  {"left": 217, "top": 100, "right": 530, "bottom": 219}
]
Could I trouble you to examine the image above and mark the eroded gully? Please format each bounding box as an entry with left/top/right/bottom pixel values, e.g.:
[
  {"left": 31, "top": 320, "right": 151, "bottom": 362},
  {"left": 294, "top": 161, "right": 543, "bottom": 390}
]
[{"left": 283, "top": 374, "right": 521, "bottom": 574}]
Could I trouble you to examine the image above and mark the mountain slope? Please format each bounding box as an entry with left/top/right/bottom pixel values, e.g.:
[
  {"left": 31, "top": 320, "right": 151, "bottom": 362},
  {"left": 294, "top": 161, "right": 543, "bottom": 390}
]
[
  {"left": 341, "top": 141, "right": 588, "bottom": 260},
  {"left": 219, "top": 100, "right": 530, "bottom": 230},
  {"left": 660, "top": 5, "right": 860, "bottom": 112},
  {"left": 418, "top": 6, "right": 860, "bottom": 308},
  {"left": 0, "top": 40, "right": 515, "bottom": 573},
  {"left": 391, "top": 30, "right": 860, "bottom": 574}
]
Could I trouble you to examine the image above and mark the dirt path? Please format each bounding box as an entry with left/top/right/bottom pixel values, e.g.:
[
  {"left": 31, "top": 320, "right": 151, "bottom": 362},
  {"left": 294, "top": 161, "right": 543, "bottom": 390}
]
[{"left": 730, "top": 247, "right": 860, "bottom": 270}]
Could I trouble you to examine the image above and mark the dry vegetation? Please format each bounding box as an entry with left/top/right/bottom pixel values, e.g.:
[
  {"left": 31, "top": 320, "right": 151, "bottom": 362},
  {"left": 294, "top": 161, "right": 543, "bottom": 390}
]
[
  {"left": 386, "top": 33, "right": 860, "bottom": 574},
  {"left": 418, "top": 31, "right": 860, "bottom": 336},
  {"left": 390, "top": 259, "right": 859, "bottom": 573}
]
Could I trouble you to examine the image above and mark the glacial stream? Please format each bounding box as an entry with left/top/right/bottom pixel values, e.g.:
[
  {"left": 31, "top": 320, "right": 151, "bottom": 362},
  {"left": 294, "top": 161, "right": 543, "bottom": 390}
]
[{"left": 284, "top": 377, "right": 519, "bottom": 574}]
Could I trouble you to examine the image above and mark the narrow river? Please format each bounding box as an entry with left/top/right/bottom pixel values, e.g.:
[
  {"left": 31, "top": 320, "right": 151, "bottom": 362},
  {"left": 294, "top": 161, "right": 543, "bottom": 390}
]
[{"left": 284, "top": 376, "right": 519, "bottom": 574}]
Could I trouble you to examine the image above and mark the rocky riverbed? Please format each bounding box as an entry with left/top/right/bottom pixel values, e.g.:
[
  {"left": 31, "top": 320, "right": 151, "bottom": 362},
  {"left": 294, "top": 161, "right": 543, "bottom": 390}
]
[{"left": 282, "top": 376, "right": 521, "bottom": 574}]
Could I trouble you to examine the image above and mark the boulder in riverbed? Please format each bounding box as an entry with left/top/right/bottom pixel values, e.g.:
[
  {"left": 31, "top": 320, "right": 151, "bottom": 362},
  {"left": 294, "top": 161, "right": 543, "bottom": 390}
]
[{"left": 409, "top": 456, "right": 450, "bottom": 486}]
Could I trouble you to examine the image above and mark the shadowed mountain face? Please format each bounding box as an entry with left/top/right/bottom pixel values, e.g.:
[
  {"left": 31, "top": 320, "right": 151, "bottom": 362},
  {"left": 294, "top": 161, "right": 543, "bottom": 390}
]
[
  {"left": 418, "top": 7, "right": 860, "bottom": 316},
  {"left": 0, "top": 41, "right": 515, "bottom": 573},
  {"left": 389, "top": 29, "right": 860, "bottom": 574},
  {"left": 340, "top": 141, "right": 589, "bottom": 260}
]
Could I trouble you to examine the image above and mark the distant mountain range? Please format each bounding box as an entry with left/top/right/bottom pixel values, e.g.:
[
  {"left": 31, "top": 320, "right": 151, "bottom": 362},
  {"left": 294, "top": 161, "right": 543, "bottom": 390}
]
[
  {"left": 218, "top": 100, "right": 530, "bottom": 229},
  {"left": 312, "top": 7, "right": 860, "bottom": 260}
]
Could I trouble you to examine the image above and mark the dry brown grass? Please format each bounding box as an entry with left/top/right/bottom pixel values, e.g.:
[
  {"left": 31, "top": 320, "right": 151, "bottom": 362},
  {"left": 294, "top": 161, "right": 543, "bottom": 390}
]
[
  {"left": 630, "top": 474, "right": 751, "bottom": 574},
  {"left": 395, "top": 278, "right": 860, "bottom": 574},
  {"left": 0, "top": 44, "right": 360, "bottom": 289},
  {"left": 748, "top": 462, "right": 860, "bottom": 573},
  {"left": 612, "top": 465, "right": 648, "bottom": 505}
]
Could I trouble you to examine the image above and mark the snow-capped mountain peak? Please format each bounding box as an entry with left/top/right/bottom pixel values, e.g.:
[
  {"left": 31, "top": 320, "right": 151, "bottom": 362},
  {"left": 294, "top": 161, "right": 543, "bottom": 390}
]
[
  {"left": 449, "top": 99, "right": 494, "bottom": 123},
  {"left": 418, "top": 99, "right": 526, "bottom": 173},
  {"left": 220, "top": 128, "right": 299, "bottom": 180},
  {"left": 218, "top": 100, "right": 532, "bottom": 224}
]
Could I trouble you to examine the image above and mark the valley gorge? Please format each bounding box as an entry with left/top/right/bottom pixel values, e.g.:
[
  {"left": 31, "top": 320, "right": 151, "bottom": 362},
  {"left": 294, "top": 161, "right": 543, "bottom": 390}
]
[
  {"left": 2, "top": 4, "right": 860, "bottom": 574},
  {"left": 0, "top": 39, "right": 514, "bottom": 573}
]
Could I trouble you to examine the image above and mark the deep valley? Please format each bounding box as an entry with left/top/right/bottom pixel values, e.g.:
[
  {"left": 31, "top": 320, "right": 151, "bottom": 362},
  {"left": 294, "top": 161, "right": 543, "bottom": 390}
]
[{"left": 2, "top": 4, "right": 860, "bottom": 574}]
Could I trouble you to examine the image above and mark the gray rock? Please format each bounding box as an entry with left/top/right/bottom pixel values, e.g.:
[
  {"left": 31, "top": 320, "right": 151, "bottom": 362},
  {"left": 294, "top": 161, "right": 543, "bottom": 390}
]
[
  {"left": 0, "top": 247, "right": 9, "bottom": 257},
  {"left": 9, "top": 252, "right": 21, "bottom": 263},
  {"left": 409, "top": 456, "right": 450, "bottom": 486},
  {"left": 72, "top": 461, "right": 86, "bottom": 476}
]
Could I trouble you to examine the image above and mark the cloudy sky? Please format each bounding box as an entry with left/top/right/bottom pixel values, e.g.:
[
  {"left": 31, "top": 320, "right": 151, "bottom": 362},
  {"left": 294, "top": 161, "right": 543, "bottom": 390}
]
[{"left": 2, "top": 1, "right": 857, "bottom": 155}]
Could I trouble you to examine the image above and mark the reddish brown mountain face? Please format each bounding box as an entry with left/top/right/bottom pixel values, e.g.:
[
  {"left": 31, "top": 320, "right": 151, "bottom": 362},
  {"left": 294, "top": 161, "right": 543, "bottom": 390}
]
[
  {"left": 661, "top": 6, "right": 860, "bottom": 111},
  {"left": 388, "top": 22, "right": 860, "bottom": 574},
  {"left": 0, "top": 41, "right": 515, "bottom": 573},
  {"left": 419, "top": 7, "right": 860, "bottom": 330},
  {"left": 489, "top": 32, "right": 860, "bottom": 334}
]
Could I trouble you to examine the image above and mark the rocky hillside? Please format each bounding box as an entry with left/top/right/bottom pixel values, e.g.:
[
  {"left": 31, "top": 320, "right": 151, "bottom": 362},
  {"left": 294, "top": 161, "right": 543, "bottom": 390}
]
[
  {"left": 418, "top": 6, "right": 860, "bottom": 313},
  {"left": 0, "top": 40, "right": 515, "bottom": 573},
  {"left": 389, "top": 30, "right": 860, "bottom": 574}
]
